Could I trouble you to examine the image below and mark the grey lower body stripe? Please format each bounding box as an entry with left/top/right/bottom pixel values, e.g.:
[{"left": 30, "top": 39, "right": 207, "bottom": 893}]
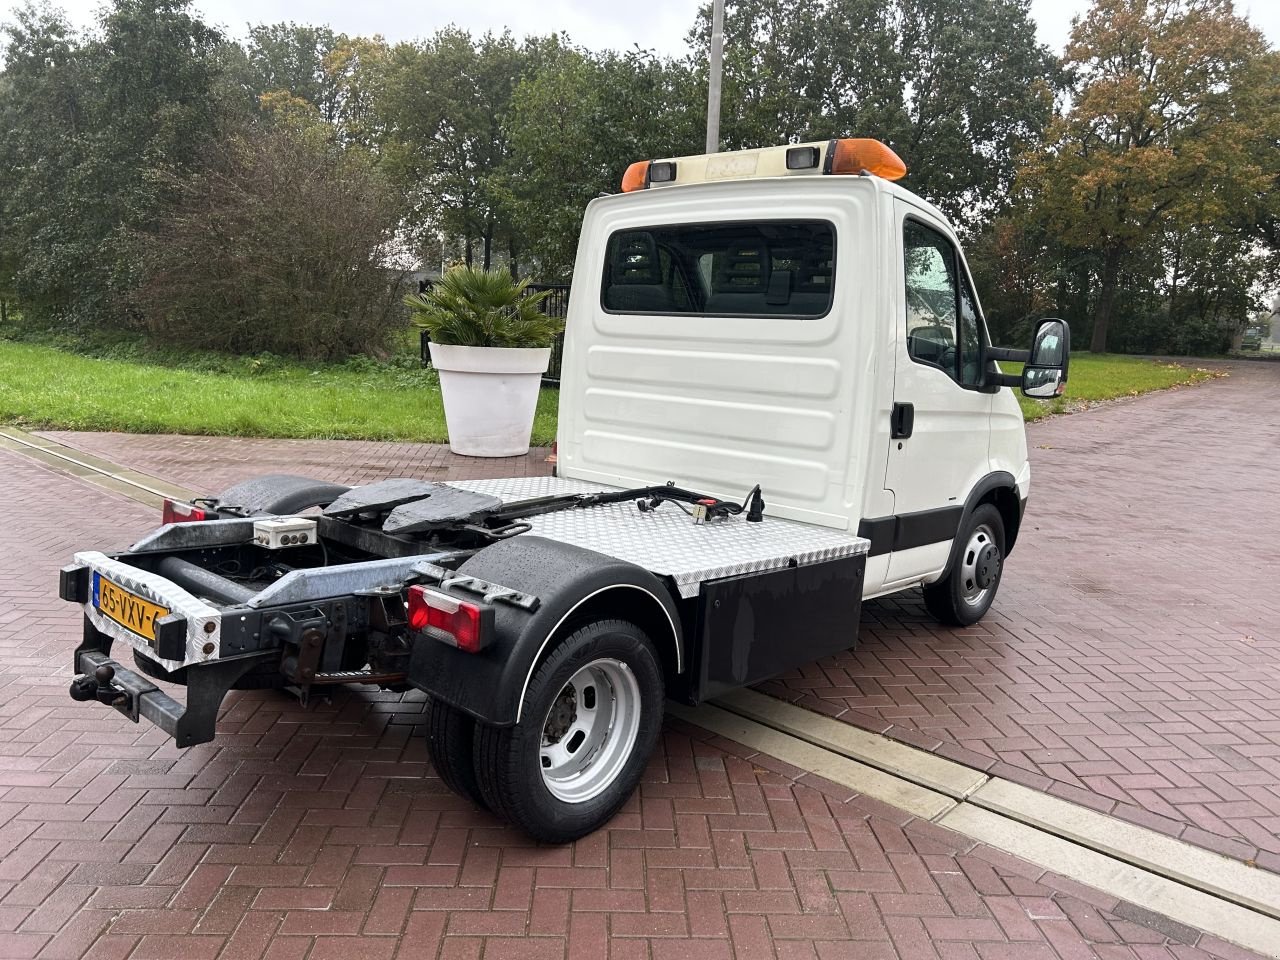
[{"left": 682, "top": 692, "right": 1280, "bottom": 959}]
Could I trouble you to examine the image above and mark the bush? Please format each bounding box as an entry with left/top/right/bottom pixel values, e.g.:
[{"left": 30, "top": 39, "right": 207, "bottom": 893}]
[{"left": 130, "top": 124, "right": 406, "bottom": 360}]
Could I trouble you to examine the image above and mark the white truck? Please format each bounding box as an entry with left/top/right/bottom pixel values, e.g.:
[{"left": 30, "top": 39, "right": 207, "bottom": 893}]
[{"left": 61, "top": 138, "right": 1069, "bottom": 842}]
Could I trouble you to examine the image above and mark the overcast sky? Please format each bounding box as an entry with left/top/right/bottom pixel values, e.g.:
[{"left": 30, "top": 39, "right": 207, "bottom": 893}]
[{"left": 14, "top": 0, "right": 1280, "bottom": 57}]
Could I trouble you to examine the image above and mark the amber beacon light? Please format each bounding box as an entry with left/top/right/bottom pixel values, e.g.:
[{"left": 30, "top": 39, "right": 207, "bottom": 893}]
[
  {"left": 621, "top": 160, "right": 650, "bottom": 193},
  {"left": 829, "top": 138, "right": 907, "bottom": 180}
]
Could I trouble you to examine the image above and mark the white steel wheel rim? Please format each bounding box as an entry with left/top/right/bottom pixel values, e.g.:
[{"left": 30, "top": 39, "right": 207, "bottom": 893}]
[
  {"left": 538, "top": 657, "right": 642, "bottom": 804},
  {"left": 960, "top": 522, "right": 999, "bottom": 608}
]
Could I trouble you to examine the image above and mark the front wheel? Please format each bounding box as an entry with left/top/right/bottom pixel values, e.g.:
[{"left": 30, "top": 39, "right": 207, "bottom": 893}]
[
  {"left": 473, "top": 619, "right": 664, "bottom": 843},
  {"left": 922, "top": 504, "right": 1006, "bottom": 626}
]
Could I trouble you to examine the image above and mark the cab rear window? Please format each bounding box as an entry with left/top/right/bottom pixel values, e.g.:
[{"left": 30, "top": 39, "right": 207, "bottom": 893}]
[{"left": 601, "top": 221, "right": 835, "bottom": 318}]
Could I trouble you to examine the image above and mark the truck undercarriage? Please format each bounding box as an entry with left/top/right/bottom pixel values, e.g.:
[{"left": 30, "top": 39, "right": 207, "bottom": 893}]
[{"left": 62, "top": 473, "right": 868, "bottom": 840}]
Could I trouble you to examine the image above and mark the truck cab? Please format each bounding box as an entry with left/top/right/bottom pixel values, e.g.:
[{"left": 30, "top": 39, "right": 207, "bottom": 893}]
[{"left": 556, "top": 138, "right": 1064, "bottom": 623}]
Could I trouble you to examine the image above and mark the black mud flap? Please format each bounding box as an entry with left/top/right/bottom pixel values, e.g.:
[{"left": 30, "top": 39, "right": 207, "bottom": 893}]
[
  {"left": 692, "top": 554, "right": 865, "bottom": 702},
  {"left": 72, "top": 643, "right": 278, "bottom": 748}
]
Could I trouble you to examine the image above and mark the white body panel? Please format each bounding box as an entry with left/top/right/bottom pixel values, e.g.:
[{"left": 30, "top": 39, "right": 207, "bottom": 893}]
[{"left": 556, "top": 174, "right": 1031, "bottom": 601}]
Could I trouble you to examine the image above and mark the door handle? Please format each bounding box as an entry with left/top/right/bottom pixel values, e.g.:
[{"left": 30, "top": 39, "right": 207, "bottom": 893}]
[{"left": 891, "top": 402, "right": 914, "bottom": 439}]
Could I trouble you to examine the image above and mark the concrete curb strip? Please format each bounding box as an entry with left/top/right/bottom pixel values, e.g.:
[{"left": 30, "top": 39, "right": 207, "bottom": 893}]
[
  {"left": 716, "top": 685, "right": 1280, "bottom": 925},
  {"left": 0, "top": 427, "right": 193, "bottom": 503},
  {"left": 717, "top": 687, "right": 989, "bottom": 799},
  {"left": 687, "top": 698, "right": 1280, "bottom": 959},
  {"left": 941, "top": 805, "right": 1280, "bottom": 958},
  {"left": 666, "top": 702, "right": 956, "bottom": 821},
  {"left": 968, "top": 778, "right": 1280, "bottom": 921}
]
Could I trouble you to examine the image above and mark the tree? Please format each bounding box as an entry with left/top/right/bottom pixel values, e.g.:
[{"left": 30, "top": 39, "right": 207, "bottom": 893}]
[
  {"left": 377, "top": 29, "right": 547, "bottom": 271},
  {"left": 502, "top": 44, "right": 702, "bottom": 278},
  {"left": 0, "top": 3, "right": 96, "bottom": 322},
  {"left": 1015, "top": 0, "right": 1278, "bottom": 352},
  {"left": 686, "top": 0, "right": 1058, "bottom": 224},
  {"left": 130, "top": 123, "right": 405, "bottom": 359},
  {"left": 245, "top": 22, "right": 342, "bottom": 121},
  {"left": 0, "top": 0, "right": 225, "bottom": 328}
]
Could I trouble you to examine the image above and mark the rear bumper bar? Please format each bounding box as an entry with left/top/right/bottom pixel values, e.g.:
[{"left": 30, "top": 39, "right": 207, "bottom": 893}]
[{"left": 72, "top": 646, "right": 277, "bottom": 748}]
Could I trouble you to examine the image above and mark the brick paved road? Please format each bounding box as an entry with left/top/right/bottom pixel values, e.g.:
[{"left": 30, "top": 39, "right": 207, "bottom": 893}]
[
  {"left": 40, "top": 360, "right": 1280, "bottom": 873},
  {"left": 3, "top": 449, "right": 1254, "bottom": 958},
  {"left": 34, "top": 433, "right": 554, "bottom": 493},
  {"left": 758, "top": 360, "right": 1280, "bottom": 870}
]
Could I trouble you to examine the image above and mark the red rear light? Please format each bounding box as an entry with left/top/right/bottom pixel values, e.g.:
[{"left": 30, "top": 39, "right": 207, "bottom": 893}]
[
  {"left": 162, "top": 499, "right": 208, "bottom": 525},
  {"left": 407, "top": 586, "right": 491, "bottom": 653}
]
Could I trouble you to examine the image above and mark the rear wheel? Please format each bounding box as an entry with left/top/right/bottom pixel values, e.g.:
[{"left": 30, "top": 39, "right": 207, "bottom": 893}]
[
  {"left": 473, "top": 619, "right": 664, "bottom": 843},
  {"left": 922, "top": 504, "right": 1005, "bottom": 627},
  {"left": 425, "top": 698, "right": 488, "bottom": 810}
]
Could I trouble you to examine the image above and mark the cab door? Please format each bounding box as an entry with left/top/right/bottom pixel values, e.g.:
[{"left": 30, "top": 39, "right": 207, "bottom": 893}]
[{"left": 882, "top": 202, "right": 992, "bottom": 585}]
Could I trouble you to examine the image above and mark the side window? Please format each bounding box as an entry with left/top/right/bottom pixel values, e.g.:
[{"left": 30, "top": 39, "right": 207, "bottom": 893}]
[
  {"left": 904, "top": 222, "right": 959, "bottom": 374},
  {"left": 903, "top": 220, "right": 982, "bottom": 385},
  {"left": 957, "top": 273, "right": 984, "bottom": 386}
]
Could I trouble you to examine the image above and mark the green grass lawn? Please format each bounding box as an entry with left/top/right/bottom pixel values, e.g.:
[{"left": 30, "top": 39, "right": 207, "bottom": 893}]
[
  {"left": 1011, "top": 354, "right": 1219, "bottom": 420},
  {"left": 0, "top": 337, "right": 1215, "bottom": 443},
  {"left": 0, "top": 339, "right": 560, "bottom": 444}
]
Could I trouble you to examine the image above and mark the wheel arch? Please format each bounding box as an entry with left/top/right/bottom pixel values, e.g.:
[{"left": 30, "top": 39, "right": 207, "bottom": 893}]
[
  {"left": 516, "top": 582, "right": 680, "bottom": 723},
  {"left": 213, "top": 474, "right": 351, "bottom": 516},
  {"left": 406, "top": 536, "right": 683, "bottom": 727},
  {"left": 940, "top": 471, "right": 1022, "bottom": 578}
]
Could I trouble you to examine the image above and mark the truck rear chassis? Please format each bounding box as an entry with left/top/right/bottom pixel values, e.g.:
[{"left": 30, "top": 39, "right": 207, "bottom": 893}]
[{"left": 63, "top": 474, "right": 869, "bottom": 841}]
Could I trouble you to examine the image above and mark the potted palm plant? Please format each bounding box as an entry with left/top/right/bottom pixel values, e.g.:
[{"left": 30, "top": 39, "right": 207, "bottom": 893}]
[{"left": 405, "top": 266, "right": 564, "bottom": 457}]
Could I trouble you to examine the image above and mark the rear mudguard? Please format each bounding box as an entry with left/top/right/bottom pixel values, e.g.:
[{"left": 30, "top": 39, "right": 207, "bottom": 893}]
[
  {"left": 407, "top": 536, "right": 682, "bottom": 727},
  {"left": 212, "top": 474, "right": 352, "bottom": 516}
]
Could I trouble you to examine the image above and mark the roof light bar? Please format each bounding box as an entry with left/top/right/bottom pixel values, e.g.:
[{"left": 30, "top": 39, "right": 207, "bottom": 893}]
[{"left": 619, "top": 137, "right": 907, "bottom": 191}]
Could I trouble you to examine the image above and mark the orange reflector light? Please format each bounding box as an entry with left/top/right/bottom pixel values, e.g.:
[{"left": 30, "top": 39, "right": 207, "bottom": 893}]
[
  {"left": 829, "top": 139, "right": 907, "bottom": 181},
  {"left": 621, "top": 160, "right": 650, "bottom": 192}
]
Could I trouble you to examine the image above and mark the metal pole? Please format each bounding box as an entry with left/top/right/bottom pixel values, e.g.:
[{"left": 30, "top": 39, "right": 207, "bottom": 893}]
[{"left": 705, "top": 0, "right": 724, "bottom": 153}]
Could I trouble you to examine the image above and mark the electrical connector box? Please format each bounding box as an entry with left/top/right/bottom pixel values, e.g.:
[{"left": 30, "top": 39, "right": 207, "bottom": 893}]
[{"left": 253, "top": 517, "right": 318, "bottom": 550}]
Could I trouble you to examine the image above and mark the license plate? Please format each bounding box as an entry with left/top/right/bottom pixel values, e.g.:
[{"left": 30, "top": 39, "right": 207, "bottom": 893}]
[{"left": 92, "top": 572, "right": 170, "bottom": 643}]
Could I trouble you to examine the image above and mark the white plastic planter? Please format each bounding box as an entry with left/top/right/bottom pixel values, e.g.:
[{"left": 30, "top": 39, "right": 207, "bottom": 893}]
[{"left": 429, "top": 342, "right": 551, "bottom": 457}]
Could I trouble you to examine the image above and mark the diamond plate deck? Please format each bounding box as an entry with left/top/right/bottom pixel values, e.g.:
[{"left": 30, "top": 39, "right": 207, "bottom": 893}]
[{"left": 447, "top": 476, "right": 869, "bottom": 597}]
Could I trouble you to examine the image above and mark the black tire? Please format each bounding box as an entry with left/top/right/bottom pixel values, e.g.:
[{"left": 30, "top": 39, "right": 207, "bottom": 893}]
[
  {"left": 131, "top": 651, "right": 289, "bottom": 690},
  {"left": 425, "top": 698, "right": 488, "bottom": 810},
  {"left": 922, "top": 503, "right": 1006, "bottom": 627},
  {"left": 473, "top": 619, "right": 664, "bottom": 844}
]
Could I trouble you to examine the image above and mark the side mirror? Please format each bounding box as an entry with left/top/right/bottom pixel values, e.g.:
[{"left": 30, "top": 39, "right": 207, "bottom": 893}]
[{"left": 1021, "top": 318, "right": 1070, "bottom": 399}]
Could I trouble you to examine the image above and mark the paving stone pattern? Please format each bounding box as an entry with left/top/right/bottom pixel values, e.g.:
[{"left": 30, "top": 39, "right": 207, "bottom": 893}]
[
  {"left": 757, "top": 360, "right": 1280, "bottom": 871},
  {"left": 35, "top": 433, "right": 555, "bottom": 494},
  {"left": 1, "top": 440, "right": 1266, "bottom": 957},
  {"left": 42, "top": 360, "right": 1280, "bottom": 873}
]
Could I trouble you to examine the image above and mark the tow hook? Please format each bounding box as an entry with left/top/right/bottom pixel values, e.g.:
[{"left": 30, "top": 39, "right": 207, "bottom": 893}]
[{"left": 69, "top": 664, "right": 128, "bottom": 710}]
